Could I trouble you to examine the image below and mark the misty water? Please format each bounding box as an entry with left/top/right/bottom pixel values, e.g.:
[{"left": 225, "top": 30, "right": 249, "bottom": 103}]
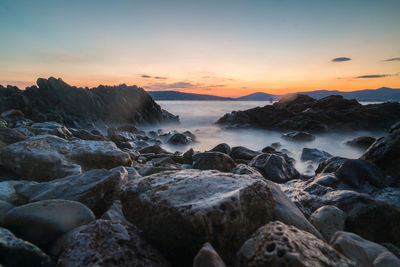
[{"left": 146, "top": 100, "right": 385, "bottom": 174}]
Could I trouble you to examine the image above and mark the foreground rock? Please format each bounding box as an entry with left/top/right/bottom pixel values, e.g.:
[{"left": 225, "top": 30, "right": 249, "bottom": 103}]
[
  {"left": 14, "top": 167, "right": 128, "bottom": 215},
  {"left": 216, "top": 94, "right": 400, "bottom": 132},
  {"left": 362, "top": 126, "right": 400, "bottom": 186},
  {"left": 193, "top": 242, "right": 226, "bottom": 267},
  {"left": 2, "top": 199, "right": 95, "bottom": 249},
  {"left": 57, "top": 220, "right": 170, "bottom": 267},
  {"left": 193, "top": 152, "right": 236, "bottom": 172},
  {"left": 121, "top": 169, "right": 274, "bottom": 266},
  {"left": 0, "top": 227, "right": 53, "bottom": 267},
  {"left": 236, "top": 221, "right": 354, "bottom": 267},
  {"left": 249, "top": 153, "right": 299, "bottom": 183},
  {"left": 331, "top": 231, "right": 400, "bottom": 267},
  {"left": 0, "top": 135, "right": 132, "bottom": 181},
  {"left": 229, "top": 146, "right": 260, "bottom": 162},
  {"left": 0, "top": 77, "right": 178, "bottom": 127}
]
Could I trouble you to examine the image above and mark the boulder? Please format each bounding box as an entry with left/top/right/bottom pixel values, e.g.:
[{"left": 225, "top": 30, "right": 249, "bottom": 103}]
[
  {"left": 231, "top": 164, "right": 262, "bottom": 176},
  {"left": 0, "top": 180, "right": 28, "bottom": 205},
  {"left": 0, "top": 227, "right": 53, "bottom": 267},
  {"left": 261, "top": 146, "right": 276, "bottom": 153},
  {"left": 330, "top": 231, "right": 400, "bottom": 267},
  {"left": 14, "top": 167, "right": 128, "bottom": 215},
  {"left": 265, "top": 180, "right": 323, "bottom": 239},
  {"left": 100, "top": 200, "right": 129, "bottom": 223},
  {"left": 236, "top": 221, "right": 354, "bottom": 267},
  {"left": 0, "top": 125, "right": 27, "bottom": 145},
  {"left": 209, "top": 143, "right": 231, "bottom": 155},
  {"left": 335, "top": 159, "right": 385, "bottom": 192},
  {"left": 282, "top": 131, "right": 316, "bottom": 142},
  {"left": 0, "top": 200, "right": 13, "bottom": 221},
  {"left": 167, "top": 133, "right": 192, "bottom": 145},
  {"left": 1, "top": 199, "right": 95, "bottom": 249},
  {"left": 121, "top": 169, "right": 274, "bottom": 266},
  {"left": 346, "top": 136, "right": 376, "bottom": 150},
  {"left": 249, "top": 153, "right": 300, "bottom": 183},
  {"left": 182, "top": 148, "right": 194, "bottom": 164},
  {"left": 69, "top": 128, "right": 106, "bottom": 141},
  {"left": 139, "top": 144, "right": 163, "bottom": 154},
  {"left": 57, "top": 220, "right": 170, "bottom": 267},
  {"left": 362, "top": 128, "right": 400, "bottom": 186},
  {"left": 315, "top": 156, "right": 348, "bottom": 174},
  {"left": 301, "top": 148, "right": 332, "bottom": 163},
  {"left": 310, "top": 205, "right": 346, "bottom": 241},
  {"left": 193, "top": 242, "right": 226, "bottom": 267},
  {"left": 229, "top": 146, "right": 260, "bottom": 161},
  {"left": 193, "top": 152, "right": 236, "bottom": 172},
  {"left": 0, "top": 135, "right": 132, "bottom": 181},
  {"left": 29, "top": 121, "right": 72, "bottom": 139}
]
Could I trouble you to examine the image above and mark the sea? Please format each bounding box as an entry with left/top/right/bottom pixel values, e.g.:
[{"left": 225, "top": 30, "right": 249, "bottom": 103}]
[{"left": 145, "top": 101, "right": 386, "bottom": 174}]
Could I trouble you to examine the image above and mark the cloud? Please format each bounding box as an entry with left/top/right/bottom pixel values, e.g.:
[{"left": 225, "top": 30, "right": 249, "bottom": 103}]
[
  {"left": 332, "top": 57, "right": 351, "bottom": 62},
  {"left": 355, "top": 72, "right": 399, "bottom": 79},
  {"left": 383, "top": 57, "right": 400, "bottom": 62},
  {"left": 144, "top": 81, "right": 196, "bottom": 90},
  {"left": 141, "top": 74, "right": 167, "bottom": 80}
]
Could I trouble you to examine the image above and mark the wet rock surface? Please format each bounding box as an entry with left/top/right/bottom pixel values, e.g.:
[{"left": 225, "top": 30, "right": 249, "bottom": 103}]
[
  {"left": 192, "top": 151, "right": 236, "bottom": 172},
  {"left": 121, "top": 169, "right": 275, "bottom": 266},
  {"left": 236, "top": 221, "right": 355, "bottom": 267}
]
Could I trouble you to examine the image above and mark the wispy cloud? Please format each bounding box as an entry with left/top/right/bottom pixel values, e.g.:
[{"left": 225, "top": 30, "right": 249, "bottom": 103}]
[
  {"left": 331, "top": 57, "right": 351, "bottom": 62},
  {"left": 355, "top": 72, "right": 399, "bottom": 79},
  {"left": 141, "top": 74, "right": 167, "bottom": 80},
  {"left": 383, "top": 57, "right": 400, "bottom": 62}
]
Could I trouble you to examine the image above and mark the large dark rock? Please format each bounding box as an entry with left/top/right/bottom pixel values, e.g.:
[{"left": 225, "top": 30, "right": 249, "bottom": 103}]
[
  {"left": 301, "top": 148, "right": 332, "bottom": 163},
  {"left": 229, "top": 146, "right": 260, "bottom": 161},
  {"left": 57, "top": 220, "right": 170, "bottom": 267},
  {"left": 0, "top": 77, "right": 178, "bottom": 127},
  {"left": 0, "top": 227, "right": 53, "bottom": 267},
  {"left": 14, "top": 167, "right": 128, "bottom": 216},
  {"left": 0, "top": 135, "right": 132, "bottom": 181},
  {"left": 1, "top": 199, "right": 95, "bottom": 249},
  {"left": 236, "top": 221, "right": 354, "bottom": 267},
  {"left": 193, "top": 243, "right": 226, "bottom": 267},
  {"left": 362, "top": 127, "right": 400, "bottom": 186},
  {"left": 0, "top": 125, "right": 27, "bottom": 146},
  {"left": 249, "top": 153, "right": 300, "bottom": 183},
  {"left": 346, "top": 136, "right": 376, "bottom": 150},
  {"left": 121, "top": 169, "right": 274, "bottom": 266},
  {"left": 216, "top": 94, "right": 400, "bottom": 132},
  {"left": 282, "top": 131, "right": 315, "bottom": 142},
  {"left": 209, "top": 143, "right": 231, "bottom": 155},
  {"left": 192, "top": 152, "right": 236, "bottom": 172}
]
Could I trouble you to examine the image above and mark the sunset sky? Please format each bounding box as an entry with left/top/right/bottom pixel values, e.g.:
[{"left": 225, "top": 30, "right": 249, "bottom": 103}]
[{"left": 1, "top": 0, "right": 399, "bottom": 97}]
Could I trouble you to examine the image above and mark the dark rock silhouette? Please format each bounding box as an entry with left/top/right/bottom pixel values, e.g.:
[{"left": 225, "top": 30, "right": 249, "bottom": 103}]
[{"left": 0, "top": 77, "right": 178, "bottom": 127}]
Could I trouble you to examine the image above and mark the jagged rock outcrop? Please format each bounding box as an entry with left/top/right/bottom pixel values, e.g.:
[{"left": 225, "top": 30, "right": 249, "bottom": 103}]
[
  {"left": 0, "top": 77, "right": 178, "bottom": 127},
  {"left": 216, "top": 94, "right": 400, "bottom": 132}
]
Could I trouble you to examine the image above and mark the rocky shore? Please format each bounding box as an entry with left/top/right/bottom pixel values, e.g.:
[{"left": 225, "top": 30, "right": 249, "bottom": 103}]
[
  {"left": 0, "top": 86, "right": 400, "bottom": 266},
  {"left": 216, "top": 94, "right": 400, "bottom": 133}
]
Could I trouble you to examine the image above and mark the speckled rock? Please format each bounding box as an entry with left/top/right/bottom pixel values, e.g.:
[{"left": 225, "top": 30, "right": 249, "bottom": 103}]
[
  {"left": 121, "top": 169, "right": 274, "bottom": 266},
  {"left": 0, "top": 227, "right": 53, "bottom": 267},
  {"left": 236, "top": 221, "right": 354, "bottom": 267},
  {"left": 0, "top": 135, "right": 132, "bottom": 181},
  {"left": 56, "top": 220, "right": 170, "bottom": 267},
  {"left": 310, "top": 205, "right": 346, "bottom": 241}
]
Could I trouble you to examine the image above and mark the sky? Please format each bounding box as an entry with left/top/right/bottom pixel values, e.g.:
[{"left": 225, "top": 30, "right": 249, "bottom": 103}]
[{"left": 0, "top": 0, "right": 399, "bottom": 97}]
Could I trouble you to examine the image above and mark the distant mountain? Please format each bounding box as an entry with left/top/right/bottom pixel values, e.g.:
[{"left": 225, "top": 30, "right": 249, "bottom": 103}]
[
  {"left": 146, "top": 87, "right": 400, "bottom": 102},
  {"left": 236, "top": 92, "right": 279, "bottom": 101},
  {"left": 147, "top": 91, "right": 234, "bottom": 101},
  {"left": 301, "top": 87, "right": 400, "bottom": 101}
]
